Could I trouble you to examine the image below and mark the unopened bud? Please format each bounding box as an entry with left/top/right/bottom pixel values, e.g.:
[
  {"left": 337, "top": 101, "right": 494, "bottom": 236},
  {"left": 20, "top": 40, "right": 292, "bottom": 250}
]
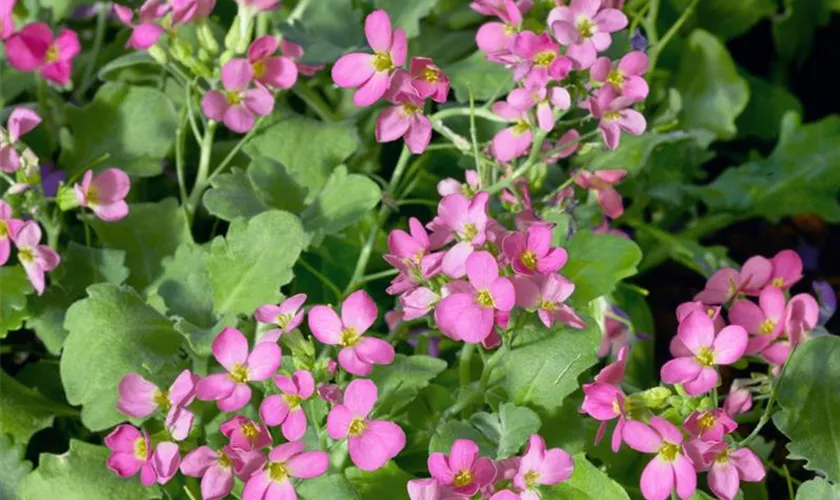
[
  {"left": 147, "top": 44, "right": 168, "bottom": 65},
  {"left": 56, "top": 185, "right": 81, "bottom": 211}
]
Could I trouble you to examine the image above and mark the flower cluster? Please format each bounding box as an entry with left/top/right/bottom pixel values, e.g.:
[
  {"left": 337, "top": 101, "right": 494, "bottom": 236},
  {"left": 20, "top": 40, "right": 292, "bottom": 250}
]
[{"left": 581, "top": 250, "right": 824, "bottom": 500}]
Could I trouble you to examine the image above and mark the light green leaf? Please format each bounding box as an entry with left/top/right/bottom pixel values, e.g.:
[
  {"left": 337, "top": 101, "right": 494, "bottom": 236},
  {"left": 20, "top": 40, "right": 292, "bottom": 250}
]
[
  {"left": 301, "top": 166, "right": 381, "bottom": 240},
  {"left": 155, "top": 243, "right": 215, "bottom": 329},
  {"left": 369, "top": 354, "right": 448, "bottom": 418},
  {"left": 542, "top": 454, "right": 630, "bottom": 500},
  {"left": 346, "top": 461, "right": 413, "bottom": 500},
  {"left": 27, "top": 243, "right": 129, "bottom": 354},
  {"left": 469, "top": 403, "right": 542, "bottom": 459},
  {"left": 429, "top": 420, "right": 496, "bottom": 456},
  {"left": 673, "top": 30, "right": 749, "bottom": 140},
  {"left": 561, "top": 230, "right": 642, "bottom": 306},
  {"left": 90, "top": 198, "right": 191, "bottom": 290},
  {"left": 203, "top": 168, "right": 271, "bottom": 222},
  {"left": 736, "top": 72, "right": 803, "bottom": 140},
  {"left": 298, "top": 474, "right": 361, "bottom": 500},
  {"left": 276, "top": 0, "right": 364, "bottom": 65},
  {"left": 0, "top": 370, "right": 77, "bottom": 444},
  {"left": 373, "top": 0, "right": 438, "bottom": 38},
  {"left": 444, "top": 52, "right": 515, "bottom": 103},
  {"left": 206, "top": 210, "right": 305, "bottom": 316},
  {"left": 97, "top": 52, "right": 157, "bottom": 81},
  {"left": 0, "top": 266, "right": 32, "bottom": 337},
  {"left": 774, "top": 335, "right": 840, "bottom": 482},
  {"left": 60, "top": 284, "right": 185, "bottom": 431},
  {"left": 59, "top": 83, "right": 178, "bottom": 177},
  {"left": 0, "top": 434, "right": 32, "bottom": 500},
  {"left": 796, "top": 478, "right": 840, "bottom": 500},
  {"left": 19, "top": 440, "right": 159, "bottom": 500}
]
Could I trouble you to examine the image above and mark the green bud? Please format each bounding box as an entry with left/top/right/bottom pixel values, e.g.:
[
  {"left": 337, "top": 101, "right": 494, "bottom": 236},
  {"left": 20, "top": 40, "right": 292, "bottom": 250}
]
[
  {"left": 196, "top": 22, "right": 219, "bottom": 55},
  {"left": 697, "top": 396, "right": 715, "bottom": 411},
  {"left": 660, "top": 408, "right": 684, "bottom": 427},
  {"left": 56, "top": 185, "right": 81, "bottom": 211},
  {"left": 224, "top": 15, "right": 241, "bottom": 51},
  {"left": 147, "top": 44, "right": 169, "bottom": 65},
  {"left": 635, "top": 386, "right": 673, "bottom": 409},
  {"left": 170, "top": 37, "right": 194, "bottom": 64}
]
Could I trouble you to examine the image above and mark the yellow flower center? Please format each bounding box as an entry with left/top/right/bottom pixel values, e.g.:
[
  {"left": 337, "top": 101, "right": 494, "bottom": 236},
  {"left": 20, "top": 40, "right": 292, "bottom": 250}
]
[
  {"left": 512, "top": 119, "right": 530, "bottom": 135},
  {"left": 577, "top": 17, "right": 595, "bottom": 39},
  {"left": 603, "top": 110, "right": 621, "bottom": 121},
  {"left": 698, "top": 412, "right": 717, "bottom": 430},
  {"left": 695, "top": 346, "right": 715, "bottom": 367},
  {"left": 461, "top": 223, "right": 479, "bottom": 242},
  {"left": 533, "top": 50, "right": 556, "bottom": 67},
  {"left": 658, "top": 442, "right": 680, "bottom": 462},
  {"left": 372, "top": 52, "right": 394, "bottom": 72},
  {"left": 276, "top": 313, "right": 291, "bottom": 328},
  {"left": 539, "top": 300, "right": 556, "bottom": 311},
  {"left": 715, "top": 448, "right": 730, "bottom": 464},
  {"left": 340, "top": 327, "right": 361, "bottom": 347},
  {"left": 402, "top": 103, "right": 422, "bottom": 116},
  {"left": 611, "top": 399, "right": 621, "bottom": 415},
  {"left": 218, "top": 451, "right": 232, "bottom": 468},
  {"left": 153, "top": 389, "right": 170, "bottom": 411},
  {"left": 225, "top": 91, "right": 243, "bottom": 105},
  {"left": 134, "top": 438, "right": 148, "bottom": 460},
  {"left": 230, "top": 363, "right": 249, "bottom": 383},
  {"left": 268, "top": 461, "right": 289, "bottom": 482},
  {"left": 772, "top": 277, "right": 785, "bottom": 287},
  {"left": 241, "top": 422, "right": 260, "bottom": 440},
  {"left": 606, "top": 69, "right": 625, "bottom": 88},
  {"left": 453, "top": 470, "right": 473, "bottom": 488},
  {"left": 423, "top": 68, "right": 439, "bottom": 83},
  {"left": 759, "top": 319, "right": 776, "bottom": 335},
  {"left": 17, "top": 247, "right": 35, "bottom": 264},
  {"left": 348, "top": 417, "right": 367, "bottom": 437},
  {"left": 252, "top": 60, "right": 266, "bottom": 79},
  {"left": 503, "top": 23, "right": 516, "bottom": 36},
  {"left": 475, "top": 289, "right": 495, "bottom": 308},
  {"left": 86, "top": 185, "right": 100, "bottom": 206},
  {"left": 520, "top": 250, "right": 537, "bottom": 270},
  {"left": 283, "top": 394, "right": 303, "bottom": 410},
  {"left": 0, "top": 221, "right": 8, "bottom": 238},
  {"left": 707, "top": 308, "right": 716, "bottom": 317},
  {"left": 45, "top": 45, "right": 60, "bottom": 63},
  {"left": 524, "top": 470, "right": 540, "bottom": 489}
]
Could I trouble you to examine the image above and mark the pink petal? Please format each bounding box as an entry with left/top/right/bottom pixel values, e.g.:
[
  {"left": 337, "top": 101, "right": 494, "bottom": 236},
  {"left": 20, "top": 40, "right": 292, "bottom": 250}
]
[
  {"left": 650, "top": 416, "right": 682, "bottom": 445},
  {"left": 640, "top": 456, "right": 675, "bottom": 500},
  {"left": 7, "top": 107, "right": 42, "bottom": 142},
  {"left": 93, "top": 168, "right": 131, "bottom": 202},
  {"left": 618, "top": 51, "right": 648, "bottom": 75},
  {"left": 712, "top": 325, "right": 747, "bottom": 365},
  {"left": 116, "top": 373, "right": 159, "bottom": 418},
  {"left": 107, "top": 453, "right": 144, "bottom": 478},
  {"left": 338, "top": 348, "right": 373, "bottom": 376},
  {"left": 242, "top": 471, "right": 271, "bottom": 500},
  {"left": 326, "top": 405, "right": 353, "bottom": 439},
  {"left": 677, "top": 311, "right": 715, "bottom": 354},
  {"left": 442, "top": 241, "right": 474, "bottom": 279},
  {"left": 730, "top": 448, "right": 765, "bottom": 482},
  {"left": 308, "top": 305, "right": 343, "bottom": 344},
  {"left": 407, "top": 478, "right": 441, "bottom": 500},
  {"left": 201, "top": 465, "right": 234, "bottom": 500},
  {"left": 660, "top": 357, "right": 702, "bottom": 385},
  {"left": 740, "top": 256, "right": 772, "bottom": 294},
  {"left": 376, "top": 105, "right": 412, "bottom": 143},
  {"left": 771, "top": 249, "right": 803, "bottom": 287},
  {"left": 341, "top": 290, "right": 378, "bottom": 334},
  {"left": 293, "top": 370, "right": 315, "bottom": 398},
  {"left": 489, "top": 277, "right": 516, "bottom": 312},
  {"left": 259, "top": 394, "right": 290, "bottom": 426},
  {"left": 708, "top": 462, "right": 739, "bottom": 500},
  {"left": 599, "top": 120, "right": 620, "bottom": 150},
  {"left": 621, "top": 421, "right": 662, "bottom": 453},
  {"left": 354, "top": 70, "right": 391, "bottom": 107},
  {"left": 617, "top": 109, "right": 646, "bottom": 135},
  {"left": 332, "top": 53, "right": 376, "bottom": 88},
  {"left": 759, "top": 285, "right": 786, "bottom": 318},
  {"left": 682, "top": 367, "right": 718, "bottom": 396},
  {"left": 598, "top": 187, "right": 624, "bottom": 219},
  {"left": 217, "top": 383, "right": 252, "bottom": 412},
  {"left": 248, "top": 35, "right": 279, "bottom": 61},
  {"left": 246, "top": 342, "right": 281, "bottom": 381},
  {"left": 152, "top": 442, "right": 181, "bottom": 484},
  {"left": 165, "top": 407, "right": 194, "bottom": 441},
  {"left": 466, "top": 251, "right": 499, "bottom": 289},
  {"left": 287, "top": 450, "right": 329, "bottom": 479},
  {"left": 180, "top": 446, "right": 218, "bottom": 477},
  {"left": 476, "top": 22, "right": 512, "bottom": 54},
  {"left": 212, "top": 327, "right": 249, "bottom": 372},
  {"left": 196, "top": 373, "right": 236, "bottom": 401},
  {"left": 551, "top": 20, "right": 578, "bottom": 45},
  {"left": 201, "top": 91, "right": 228, "bottom": 122},
  {"left": 594, "top": 9, "right": 628, "bottom": 32},
  {"left": 105, "top": 424, "right": 142, "bottom": 453},
  {"left": 589, "top": 57, "right": 611, "bottom": 82},
  {"left": 221, "top": 58, "right": 254, "bottom": 91},
  {"left": 260, "top": 56, "right": 298, "bottom": 89},
  {"left": 448, "top": 439, "right": 479, "bottom": 472},
  {"left": 728, "top": 299, "right": 764, "bottom": 335},
  {"left": 511, "top": 275, "right": 540, "bottom": 308},
  {"left": 223, "top": 104, "right": 256, "bottom": 134},
  {"left": 365, "top": 9, "right": 393, "bottom": 52},
  {"left": 620, "top": 76, "right": 649, "bottom": 101},
  {"left": 672, "top": 454, "right": 697, "bottom": 499},
  {"left": 243, "top": 87, "right": 275, "bottom": 116},
  {"left": 404, "top": 114, "right": 432, "bottom": 154},
  {"left": 343, "top": 378, "right": 378, "bottom": 418},
  {"left": 351, "top": 420, "right": 405, "bottom": 471},
  {"left": 281, "top": 408, "right": 307, "bottom": 441},
  {"left": 354, "top": 337, "right": 395, "bottom": 365}
]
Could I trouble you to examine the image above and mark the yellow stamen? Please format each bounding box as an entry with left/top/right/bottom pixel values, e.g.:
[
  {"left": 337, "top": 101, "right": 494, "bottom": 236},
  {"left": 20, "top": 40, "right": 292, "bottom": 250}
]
[
  {"left": 453, "top": 470, "right": 473, "bottom": 488},
  {"left": 520, "top": 251, "right": 537, "bottom": 270},
  {"left": 252, "top": 60, "right": 266, "bottom": 79},
  {"left": 772, "top": 277, "right": 785, "bottom": 287},
  {"left": 153, "top": 389, "right": 170, "bottom": 411},
  {"left": 340, "top": 327, "right": 361, "bottom": 347},
  {"left": 17, "top": 247, "right": 35, "bottom": 264},
  {"left": 423, "top": 67, "right": 439, "bottom": 83},
  {"left": 283, "top": 394, "right": 303, "bottom": 410},
  {"left": 759, "top": 319, "right": 776, "bottom": 335},
  {"left": 45, "top": 45, "right": 60, "bottom": 63},
  {"left": 524, "top": 470, "right": 540, "bottom": 489},
  {"left": 695, "top": 346, "right": 715, "bottom": 367},
  {"left": 606, "top": 69, "right": 625, "bottom": 88},
  {"left": 229, "top": 363, "right": 249, "bottom": 383},
  {"left": 268, "top": 461, "right": 289, "bottom": 482},
  {"left": 218, "top": 451, "right": 232, "bottom": 468},
  {"left": 402, "top": 103, "right": 422, "bottom": 116},
  {"left": 348, "top": 417, "right": 367, "bottom": 437},
  {"left": 225, "top": 91, "right": 243, "bottom": 105},
  {"left": 577, "top": 17, "right": 595, "bottom": 39},
  {"left": 714, "top": 448, "right": 730, "bottom": 464},
  {"left": 707, "top": 308, "right": 716, "bottom": 317},
  {"left": 533, "top": 50, "right": 557, "bottom": 67},
  {"left": 697, "top": 412, "right": 717, "bottom": 430},
  {"left": 241, "top": 421, "right": 260, "bottom": 441},
  {"left": 658, "top": 442, "right": 680, "bottom": 462},
  {"left": 475, "top": 290, "right": 495, "bottom": 308},
  {"left": 603, "top": 110, "right": 621, "bottom": 121},
  {"left": 0, "top": 221, "right": 8, "bottom": 238},
  {"left": 372, "top": 52, "right": 394, "bottom": 72},
  {"left": 461, "top": 223, "right": 479, "bottom": 242},
  {"left": 512, "top": 119, "right": 530, "bottom": 135},
  {"left": 134, "top": 438, "right": 148, "bottom": 460},
  {"left": 540, "top": 300, "right": 556, "bottom": 312},
  {"left": 503, "top": 23, "right": 516, "bottom": 36}
]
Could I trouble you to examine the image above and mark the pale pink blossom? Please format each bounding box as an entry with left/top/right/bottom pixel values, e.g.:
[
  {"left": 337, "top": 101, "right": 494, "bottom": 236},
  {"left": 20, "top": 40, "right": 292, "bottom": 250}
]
[
  {"left": 254, "top": 293, "right": 307, "bottom": 343},
  {"left": 476, "top": 0, "right": 524, "bottom": 55},
  {"left": 622, "top": 417, "right": 697, "bottom": 500},
  {"left": 683, "top": 409, "right": 737, "bottom": 443},
  {"left": 0, "top": 107, "right": 41, "bottom": 173},
  {"left": 590, "top": 51, "right": 649, "bottom": 102},
  {"left": 589, "top": 86, "right": 645, "bottom": 149},
  {"left": 549, "top": 0, "right": 628, "bottom": 69},
  {"left": 511, "top": 31, "right": 572, "bottom": 86},
  {"left": 11, "top": 221, "right": 60, "bottom": 295},
  {"left": 220, "top": 416, "right": 272, "bottom": 451},
  {"left": 5, "top": 23, "right": 81, "bottom": 85},
  {"left": 112, "top": 4, "right": 165, "bottom": 50},
  {"left": 513, "top": 434, "right": 574, "bottom": 495},
  {"left": 241, "top": 35, "right": 298, "bottom": 89},
  {"left": 490, "top": 100, "right": 533, "bottom": 162},
  {"left": 723, "top": 384, "right": 752, "bottom": 416},
  {"left": 202, "top": 59, "right": 274, "bottom": 133},
  {"left": 428, "top": 439, "right": 497, "bottom": 496},
  {"left": 117, "top": 370, "right": 198, "bottom": 440},
  {"left": 692, "top": 442, "right": 765, "bottom": 500},
  {"left": 471, "top": 0, "right": 532, "bottom": 16},
  {"left": 259, "top": 370, "right": 315, "bottom": 441},
  {"left": 574, "top": 169, "right": 627, "bottom": 219},
  {"left": 242, "top": 441, "right": 329, "bottom": 500},
  {"left": 694, "top": 256, "right": 772, "bottom": 304},
  {"left": 768, "top": 249, "right": 803, "bottom": 289},
  {"left": 181, "top": 445, "right": 266, "bottom": 500},
  {"left": 74, "top": 168, "right": 131, "bottom": 222}
]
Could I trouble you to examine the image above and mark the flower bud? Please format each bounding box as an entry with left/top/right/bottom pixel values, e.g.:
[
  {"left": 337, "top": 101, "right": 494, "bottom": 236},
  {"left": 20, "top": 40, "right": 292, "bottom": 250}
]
[
  {"left": 147, "top": 45, "right": 169, "bottom": 65},
  {"left": 170, "top": 38, "right": 194, "bottom": 65},
  {"left": 196, "top": 22, "right": 219, "bottom": 55},
  {"left": 56, "top": 184, "right": 81, "bottom": 211},
  {"left": 634, "top": 386, "right": 672, "bottom": 409}
]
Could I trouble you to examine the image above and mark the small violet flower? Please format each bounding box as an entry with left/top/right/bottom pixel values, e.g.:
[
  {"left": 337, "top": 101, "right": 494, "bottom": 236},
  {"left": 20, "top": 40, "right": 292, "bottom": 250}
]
[
  {"left": 0, "top": 107, "right": 42, "bottom": 174},
  {"left": 428, "top": 439, "right": 497, "bottom": 496},
  {"left": 259, "top": 370, "right": 315, "bottom": 441},
  {"left": 117, "top": 369, "right": 199, "bottom": 440},
  {"left": 242, "top": 441, "right": 329, "bottom": 500},
  {"left": 5, "top": 23, "right": 81, "bottom": 85},
  {"left": 254, "top": 293, "right": 308, "bottom": 344},
  {"left": 574, "top": 169, "right": 627, "bottom": 219},
  {"left": 202, "top": 59, "right": 274, "bottom": 133},
  {"left": 622, "top": 417, "right": 696, "bottom": 500},
  {"left": 11, "top": 220, "right": 60, "bottom": 295},
  {"left": 74, "top": 168, "right": 131, "bottom": 222}
]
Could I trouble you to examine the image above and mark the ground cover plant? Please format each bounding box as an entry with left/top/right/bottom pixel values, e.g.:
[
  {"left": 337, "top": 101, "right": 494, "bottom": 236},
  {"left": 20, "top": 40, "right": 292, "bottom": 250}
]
[{"left": 1, "top": 0, "right": 839, "bottom": 499}]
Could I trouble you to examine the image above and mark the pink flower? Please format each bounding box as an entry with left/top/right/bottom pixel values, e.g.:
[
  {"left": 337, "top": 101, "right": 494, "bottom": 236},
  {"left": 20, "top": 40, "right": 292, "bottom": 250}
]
[
  {"left": 242, "top": 441, "right": 329, "bottom": 500},
  {"left": 543, "top": 129, "right": 581, "bottom": 161},
  {"left": 196, "top": 327, "right": 282, "bottom": 412},
  {"left": 471, "top": 0, "right": 532, "bottom": 16},
  {"left": 428, "top": 439, "right": 497, "bottom": 496},
  {"left": 595, "top": 344, "right": 628, "bottom": 386},
  {"left": 384, "top": 217, "right": 442, "bottom": 287},
  {"left": 622, "top": 417, "right": 697, "bottom": 500},
  {"left": 400, "top": 286, "right": 440, "bottom": 320},
  {"left": 1, "top": 0, "right": 16, "bottom": 40},
  {"left": 220, "top": 416, "right": 272, "bottom": 451},
  {"left": 476, "top": 0, "right": 524, "bottom": 55},
  {"left": 723, "top": 384, "right": 752, "bottom": 416},
  {"left": 202, "top": 59, "right": 274, "bottom": 133},
  {"left": 676, "top": 301, "right": 724, "bottom": 330},
  {"left": 761, "top": 340, "right": 792, "bottom": 370},
  {"left": 308, "top": 290, "right": 395, "bottom": 376},
  {"left": 0, "top": 200, "right": 23, "bottom": 266},
  {"left": 435, "top": 251, "right": 515, "bottom": 343},
  {"left": 241, "top": 35, "right": 299, "bottom": 89},
  {"left": 5, "top": 23, "right": 81, "bottom": 85},
  {"left": 332, "top": 10, "right": 407, "bottom": 107},
  {"left": 783, "top": 293, "right": 819, "bottom": 346},
  {"left": 502, "top": 224, "right": 568, "bottom": 275},
  {"left": 0, "top": 107, "right": 41, "bottom": 173},
  {"left": 437, "top": 170, "right": 480, "bottom": 198},
  {"left": 661, "top": 312, "right": 747, "bottom": 396},
  {"left": 683, "top": 409, "right": 737, "bottom": 442},
  {"left": 326, "top": 379, "right": 406, "bottom": 471},
  {"left": 507, "top": 83, "right": 571, "bottom": 132},
  {"left": 511, "top": 31, "right": 572, "bottom": 86},
  {"left": 105, "top": 426, "right": 180, "bottom": 485},
  {"left": 73, "top": 168, "right": 131, "bottom": 222},
  {"left": 112, "top": 4, "right": 165, "bottom": 50},
  {"left": 598, "top": 316, "right": 629, "bottom": 359},
  {"left": 254, "top": 293, "right": 307, "bottom": 343},
  {"left": 581, "top": 382, "right": 626, "bottom": 451},
  {"left": 407, "top": 478, "right": 443, "bottom": 500},
  {"left": 574, "top": 169, "right": 627, "bottom": 219},
  {"left": 433, "top": 192, "right": 490, "bottom": 247},
  {"left": 512, "top": 274, "right": 585, "bottom": 329},
  {"left": 280, "top": 39, "right": 324, "bottom": 76},
  {"left": 318, "top": 383, "right": 342, "bottom": 405},
  {"left": 259, "top": 370, "right": 315, "bottom": 441},
  {"left": 181, "top": 445, "right": 266, "bottom": 500},
  {"left": 768, "top": 249, "right": 803, "bottom": 289},
  {"left": 694, "top": 256, "right": 772, "bottom": 304},
  {"left": 549, "top": 0, "right": 628, "bottom": 69},
  {"left": 116, "top": 370, "right": 198, "bottom": 440},
  {"left": 589, "top": 86, "right": 645, "bottom": 149},
  {"left": 11, "top": 221, "right": 60, "bottom": 295},
  {"left": 375, "top": 72, "right": 432, "bottom": 154},
  {"left": 693, "top": 442, "right": 765, "bottom": 500},
  {"left": 728, "top": 286, "right": 787, "bottom": 355},
  {"left": 513, "top": 434, "right": 574, "bottom": 494},
  {"left": 490, "top": 100, "right": 533, "bottom": 162},
  {"left": 409, "top": 57, "right": 450, "bottom": 103},
  {"left": 590, "top": 51, "right": 649, "bottom": 102}
]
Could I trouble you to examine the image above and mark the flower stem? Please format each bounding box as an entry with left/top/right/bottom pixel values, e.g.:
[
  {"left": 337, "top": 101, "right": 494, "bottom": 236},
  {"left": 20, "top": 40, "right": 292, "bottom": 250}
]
[
  {"left": 459, "top": 343, "right": 476, "bottom": 388},
  {"left": 187, "top": 121, "right": 217, "bottom": 218},
  {"left": 648, "top": 0, "right": 699, "bottom": 70},
  {"left": 175, "top": 110, "right": 189, "bottom": 208},
  {"left": 738, "top": 349, "right": 794, "bottom": 448},
  {"left": 75, "top": 2, "right": 108, "bottom": 101}
]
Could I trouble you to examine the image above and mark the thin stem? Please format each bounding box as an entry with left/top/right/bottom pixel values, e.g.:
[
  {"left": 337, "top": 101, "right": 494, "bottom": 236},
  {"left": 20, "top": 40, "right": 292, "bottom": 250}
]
[
  {"left": 431, "top": 106, "right": 507, "bottom": 123},
  {"left": 648, "top": 0, "right": 698, "bottom": 69},
  {"left": 207, "top": 118, "right": 263, "bottom": 183},
  {"left": 75, "top": 2, "right": 108, "bottom": 100},
  {"left": 738, "top": 349, "right": 794, "bottom": 448},
  {"left": 298, "top": 259, "right": 342, "bottom": 301},
  {"left": 187, "top": 121, "right": 217, "bottom": 217},
  {"left": 292, "top": 85, "right": 338, "bottom": 122},
  {"left": 468, "top": 89, "right": 483, "bottom": 186},
  {"left": 459, "top": 343, "right": 476, "bottom": 388},
  {"left": 175, "top": 110, "right": 189, "bottom": 207},
  {"left": 288, "top": 0, "right": 312, "bottom": 22},
  {"left": 0, "top": 171, "right": 14, "bottom": 185},
  {"left": 355, "top": 268, "right": 399, "bottom": 285},
  {"left": 184, "top": 82, "right": 204, "bottom": 143}
]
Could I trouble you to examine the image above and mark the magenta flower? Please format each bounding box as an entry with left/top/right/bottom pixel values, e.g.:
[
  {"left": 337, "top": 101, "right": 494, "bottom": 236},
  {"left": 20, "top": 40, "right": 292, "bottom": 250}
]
[
  {"left": 676, "top": 301, "right": 723, "bottom": 330},
  {"left": 259, "top": 370, "right": 315, "bottom": 441},
  {"left": 308, "top": 290, "right": 395, "bottom": 376},
  {"left": 694, "top": 442, "right": 765, "bottom": 500},
  {"left": 433, "top": 192, "right": 490, "bottom": 247},
  {"left": 476, "top": 0, "right": 524, "bottom": 55},
  {"left": 220, "top": 416, "right": 272, "bottom": 451},
  {"left": 105, "top": 425, "right": 155, "bottom": 485},
  {"left": 694, "top": 256, "right": 772, "bottom": 304},
  {"left": 240, "top": 35, "right": 299, "bottom": 89},
  {"left": 622, "top": 417, "right": 697, "bottom": 500},
  {"left": 491, "top": 100, "right": 533, "bottom": 162},
  {"left": 375, "top": 72, "right": 432, "bottom": 154},
  {"left": 590, "top": 51, "right": 649, "bottom": 102},
  {"left": 196, "top": 327, "right": 282, "bottom": 412},
  {"left": 589, "top": 86, "right": 645, "bottom": 149},
  {"left": 0, "top": 107, "right": 41, "bottom": 174},
  {"left": 549, "top": 0, "right": 628, "bottom": 69},
  {"left": 385, "top": 218, "right": 443, "bottom": 296},
  {"left": 169, "top": 0, "right": 214, "bottom": 25},
  {"left": 400, "top": 286, "right": 440, "bottom": 320},
  {"left": 661, "top": 311, "right": 747, "bottom": 396},
  {"left": 11, "top": 221, "right": 60, "bottom": 295},
  {"left": 581, "top": 382, "right": 626, "bottom": 451},
  {"left": 784, "top": 293, "right": 819, "bottom": 346},
  {"left": 683, "top": 409, "right": 737, "bottom": 442},
  {"left": 502, "top": 224, "right": 568, "bottom": 275},
  {"left": 0, "top": 201, "right": 23, "bottom": 266},
  {"left": 1, "top": 0, "right": 15, "bottom": 40},
  {"left": 513, "top": 434, "right": 574, "bottom": 494},
  {"left": 181, "top": 445, "right": 265, "bottom": 500},
  {"left": 254, "top": 293, "right": 308, "bottom": 344},
  {"left": 112, "top": 4, "right": 165, "bottom": 50},
  {"left": 723, "top": 385, "right": 752, "bottom": 416},
  {"left": 202, "top": 59, "right": 274, "bottom": 133},
  {"left": 332, "top": 10, "right": 407, "bottom": 106},
  {"left": 512, "top": 274, "right": 585, "bottom": 329},
  {"left": 574, "top": 169, "right": 627, "bottom": 219},
  {"left": 769, "top": 249, "right": 803, "bottom": 289},
  {"left": 74, "top": 168, "right": 131, "bottom": 222},
  {"left": 729, "top": 286, "right": 786, "bottom": 355},
  {"left": 435, "top": 251, "right": 515, "bottom": 343},
  {"left": 409, "top": 57, "right": 450, "bottom": 103},
  {"left": 471, "top": 0, "right": 531, "bottom": 16},
  {"left": 5, "top": 23, "right": 80, "bottom": 85},
  {"left": 280, "top": 39, "right": 324, "bottom": 76},
  {"left": 507, "top": 84, "right": 571, "bottom": 132},
  {"left": 437, "top": 170, "right": 480, "bottom": 198},
  {"left": 511, "top": 31, "right": 572, "bottom": 86},
  {"left": 117, "top": 369, "right": 198, "bottom": 440},
  {"left": 599, "top": 316, "right": 629, "bottom": 359},
  {"left": 242, "top": 441, "right": 329, "bottom": 500},
  {"left": 428, "top": 439, "right": 497, "bottom": 496},
  {"left": 595, "top": 344, "right": 628, "bottom": 386},
  {"left": 326, "top": 379, "right": 406, "bottom": 471}
]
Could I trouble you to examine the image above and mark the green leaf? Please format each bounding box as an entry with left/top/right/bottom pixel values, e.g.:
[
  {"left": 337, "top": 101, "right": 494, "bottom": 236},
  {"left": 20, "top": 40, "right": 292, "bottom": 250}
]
[
  {"left": 773, "top": 0, "right": 832, "bottom": 64},
  {"left": 298, "top": 474, "right": 361, "bottom": 500},
  {"left": 796, "top": 478, "right": 840, "bottom": 500},
  {"left": 19, "top": 440, "right": 159, "bottom": 500},
  {"left": 370, "top": 354, "right": 448, "bottom": 418},
  {"left": 672, "top": 30, "right": 749, "bottom": 140},
  {"left": 541, "top": 454, "right": 630, "bottom": 500},
  {"left": 60, "top": 284, "right": 185, "bottom": 431},
  {"left": 90, "top": 198, "right": 191, "bottom": 290},
  {"left": 206, "top": 210, "right": 305, "bottom": 316},
  {"left": 736, "top": 72, "right": 803, "bottom": 140},
  {"left": 469, "top": 403, "right": 542, "bottom": 459},
  {"left": 561, "top": 230, "right": 642, "bottom": 306},
  {"left": 301, "top": 166, "right": 381, "bottom": 240},
  {"left": 27, "top": 243, "right": 129, "bottom": 354},
  {"left": 155, "top": 243, "right": 215, "bottom": 329},
  {"left": 346, "top": 461, "right": 413, "bottom": 500},
  {"left": 673, "top": 0, "right": 776, "bottom": 39},
  {"left": 444, "top": 52, "right": 514, "bottom": 103},
  {"left": 0, "top": 370, "right": 76, "bottom": 444},
  {"left": 373, "top": 0, "right": 438, "bottom": 38},
  {"left": 495, "top": 318, "right": 600, "bottom": 414},
  {"left": 0, "top": 434, "right": 32, "bottom": 500},
  {"left": 276, "top": 0, "right": 364, "bottom": 64},
  {"left": 773, "top": 335, "right": 840, "bottom": 482},
  {"left": 0, "top": 266, "right": 32, "bottom": 337},
  {"left": 59, "top": 83, "right": 178, "bottom": 177},
  {"left": 202, "top": 168, "right": 271, "bottom": 222},
  {"left": 97, "top": 52, "right": 157, "bottom": 81},
  {"left": 429, "top": 420, "right": 496, "bottom": 456}
]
